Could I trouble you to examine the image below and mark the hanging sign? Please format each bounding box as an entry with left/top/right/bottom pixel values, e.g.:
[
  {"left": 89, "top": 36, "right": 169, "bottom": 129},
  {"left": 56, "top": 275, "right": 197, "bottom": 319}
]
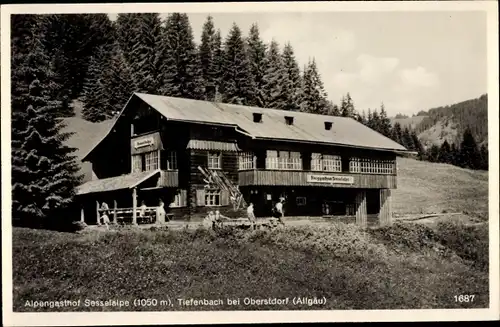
[
  {"left": 134, "top": 137, "right": 154, "bottom": 149},
  {"left": 306, "top": 174, "right": 354, "bottom": 185}
]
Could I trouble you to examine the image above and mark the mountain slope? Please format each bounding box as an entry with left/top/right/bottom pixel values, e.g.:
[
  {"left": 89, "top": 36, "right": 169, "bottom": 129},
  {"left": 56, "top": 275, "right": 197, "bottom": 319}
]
[{"left": 414, "top": 94, "right": 487, "bottom": 147}]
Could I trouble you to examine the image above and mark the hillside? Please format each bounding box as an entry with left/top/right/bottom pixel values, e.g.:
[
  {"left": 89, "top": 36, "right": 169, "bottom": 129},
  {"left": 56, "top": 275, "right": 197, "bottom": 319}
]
[
  {"left": 414, "top": 95, "right": 487, "bottom": 148},
  {"left": 62, "top": 101, "right": 115, "bottom": 182},
  {"left": 390, "top": 115, "right": 428, "bottom": 130}
]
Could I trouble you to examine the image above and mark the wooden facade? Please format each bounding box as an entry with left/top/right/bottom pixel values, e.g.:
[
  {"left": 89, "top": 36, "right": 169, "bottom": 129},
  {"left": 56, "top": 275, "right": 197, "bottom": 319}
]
[{"left": 78, "top": 93, "right": 405, "bottom": 227}]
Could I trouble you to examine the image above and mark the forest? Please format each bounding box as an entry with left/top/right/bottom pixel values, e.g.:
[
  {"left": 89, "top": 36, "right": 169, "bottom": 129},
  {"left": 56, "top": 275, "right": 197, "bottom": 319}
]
[{"left": 10, "top": 13, "right": 489, "bottom": 226}]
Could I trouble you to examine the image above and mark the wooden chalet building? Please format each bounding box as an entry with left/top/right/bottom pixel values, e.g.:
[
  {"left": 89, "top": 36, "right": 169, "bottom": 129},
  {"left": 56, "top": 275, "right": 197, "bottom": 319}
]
[{"left": 76, "top": 92, "right": 408, "bottom": 227}]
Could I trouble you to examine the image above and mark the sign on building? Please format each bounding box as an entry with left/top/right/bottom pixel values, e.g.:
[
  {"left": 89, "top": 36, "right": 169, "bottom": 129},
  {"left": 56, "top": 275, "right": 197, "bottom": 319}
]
[
  {"left": 134, "top": 137, "right": 155, "bottom": 149},
  {"left": 306, "top": 174, "right": 354, "bottom": 185}
]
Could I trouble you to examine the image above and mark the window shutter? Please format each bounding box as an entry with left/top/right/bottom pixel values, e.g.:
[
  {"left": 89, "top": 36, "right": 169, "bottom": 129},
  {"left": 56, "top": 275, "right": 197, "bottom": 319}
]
[
  {"left": 221, "top": 190, "right": 229, "bottom": 206},
  {"left": 196, "top": 188, "right": 205, "bottom": 206}
]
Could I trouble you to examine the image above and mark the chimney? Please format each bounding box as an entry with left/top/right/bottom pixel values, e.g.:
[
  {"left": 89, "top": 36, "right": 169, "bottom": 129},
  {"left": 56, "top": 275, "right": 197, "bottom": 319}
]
[
  {"left": 285, "top": 116, "right": 294, "bottom": 125},
  {"left": 253, "top": 112, "right": 263, "bottom": 123},
  {"left": 324, "top": 121, "right": 333, "bottom": 130}
]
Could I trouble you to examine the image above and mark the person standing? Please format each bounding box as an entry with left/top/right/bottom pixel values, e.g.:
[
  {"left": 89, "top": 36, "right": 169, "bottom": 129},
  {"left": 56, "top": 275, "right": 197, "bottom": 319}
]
[
  {"left": 247, "top": 203, "right": 256, "bottom": 229},
  {"left": 275, "top": 197, "right": 285, "bottom": 225}
]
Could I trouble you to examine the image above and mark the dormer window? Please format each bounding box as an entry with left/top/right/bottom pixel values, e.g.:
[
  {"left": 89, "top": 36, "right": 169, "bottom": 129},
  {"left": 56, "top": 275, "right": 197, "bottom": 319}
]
[
  {"left": 285, "top": 116, "right": 294, "bottom": 125},
  {"left": 253, "top": 113, "right": 263, "bottom": 123},
  {"left": 324, "top": 121, "right": 333, "bottom": 130}
]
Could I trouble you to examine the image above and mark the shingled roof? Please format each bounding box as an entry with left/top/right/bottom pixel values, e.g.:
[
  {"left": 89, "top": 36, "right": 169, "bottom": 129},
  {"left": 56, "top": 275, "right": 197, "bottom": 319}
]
[{"left": 83, "top": 92, "right": 407, "bottom": 161}]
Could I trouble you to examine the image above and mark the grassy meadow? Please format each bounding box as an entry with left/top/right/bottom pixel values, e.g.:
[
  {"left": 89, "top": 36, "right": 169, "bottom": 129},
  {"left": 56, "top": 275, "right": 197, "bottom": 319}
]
[{"left": 11, "top": 157, "right": 490, "bottom": 311}]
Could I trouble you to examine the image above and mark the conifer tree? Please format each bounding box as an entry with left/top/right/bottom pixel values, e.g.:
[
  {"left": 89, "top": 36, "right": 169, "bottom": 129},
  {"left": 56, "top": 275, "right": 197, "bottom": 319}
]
[
  {"left": 199, "top": 15, "right": 218, "bottom": 100},
  {"left": 379, "top": 103, "right": 392, "bottom": 137},
  {"left": 438, "top": 140, "right": 452, "bottom": 164},
  {"left": 81, "top": 48, "right": 110, "bottom": 122},
  {"left": 459, "top": 127, "right": 481, "bottom": 169},
  {"left": 115, "top": 13, "right": 143, "bottom": 64},
  {"left": 450, "top": 143, "right": 459, "bottom": 166},
  {"left": 100, "top": 45, "right": 138, "bottom": 115},
  {"left": 220, "top": 23, "right": 254, "bottom": 105},
  {"left": 331, "top": 104, "right": 341, "bottom": 116},
  {"left": 281, "top": 42, "right": 302, "bottom": 111},
  {"left": 246, "top": 23, "right": 267, "bottom": 107},
  {"left": 479, "top": 144, "right": 489, "bottom": 170},
  {"left": 391, "top": 122, "right": 403, "bottom": 145},
  {"left": 262, "top": 40, "right": 287, "bottom": 109},
  {"left": 427, "top": 145, "right": 440, "bottom": 162},
  {"left": 11, "top": 16, "right": 82, "bottom": 227},
  {"left": 357, "top": 110, "right": 367, "bottom": 125},
  {"left": 299, "top": 58, "right": 329, "bottom": 115},
  {"left": 411, "top": 130, "right": 424, "bottom": 159},
  {"left": 371, "top": 110, "right": 381, "bottom": 134},
  {"left": 160, "top": 13, "right": 204, "bottom": 99},
  {"left": 212, "top": 29, "right": 224, "bottom": 98},
  {"left": 130, "top": 13, "right": 163, "bottom": 94},
  {"left": 340, "top": 93, "right": 356, "bottom": 118},
  {"left": 402, "top": 127, "right": 415, "bottom": 150}
]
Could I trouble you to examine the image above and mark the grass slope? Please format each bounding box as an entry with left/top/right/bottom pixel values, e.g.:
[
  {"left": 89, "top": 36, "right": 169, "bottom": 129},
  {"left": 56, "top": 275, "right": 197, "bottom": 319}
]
[
  {"left": 393, "top": 157, "right": 488, "bottom": 215},
  {"left": 12, "top": 221, "right": 488, "bottom": 311}
]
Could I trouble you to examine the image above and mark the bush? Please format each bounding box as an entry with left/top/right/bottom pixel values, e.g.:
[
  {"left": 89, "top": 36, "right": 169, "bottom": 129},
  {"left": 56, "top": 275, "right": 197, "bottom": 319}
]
[{"left": 434, "top": 221, "right": 488, "bottom": 271}]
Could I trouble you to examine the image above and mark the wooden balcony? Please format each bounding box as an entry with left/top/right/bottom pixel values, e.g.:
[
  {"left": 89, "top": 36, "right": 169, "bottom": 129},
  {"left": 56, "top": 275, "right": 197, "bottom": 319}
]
[
  {"left": 238, "top": 169, "right": 397, "bottom": 189},
  {"left": 158, "top": 170, "right": 179, "bottom": 187}
]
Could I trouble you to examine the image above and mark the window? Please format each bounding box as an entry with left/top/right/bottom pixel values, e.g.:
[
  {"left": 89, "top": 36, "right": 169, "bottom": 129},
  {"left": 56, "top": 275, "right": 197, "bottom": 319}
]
[
  {"left": 311, "top": 153, "right": 342, "bottom": 172},
  {"left": 165, "top": 150, "right": 177, "bottom": 170},
  {"left": 145, "top": 151, "right": 159, "bottom": 171},
  {"left": 349, "top": 157, "right": 395, "bottom": 174},
  {"left": 265, "top": 150, "right": 302, "bottom": 170},
  {"left": 296, "top": 197, "right": 307, "bottom": 206},
  {"left": 170, "top": 190, "right": 187, "bottom": 208},
  {"left": 238, "top": 152, "right": 254, "bottom": 170},
  {"left": 132, "top": 155, "right": 143, "bottom": 173},
  {"left": 205, "top": 189, "right": 221, "bottom": 206},
  {"left": 208, "top": 152, "right": 221, "bottom": 169}
]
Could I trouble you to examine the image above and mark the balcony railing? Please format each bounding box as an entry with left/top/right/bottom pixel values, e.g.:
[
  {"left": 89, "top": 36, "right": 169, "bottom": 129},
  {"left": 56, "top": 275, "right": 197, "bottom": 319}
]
[{"left": 238, "top": 169, "right": 397, "bottom": 189}]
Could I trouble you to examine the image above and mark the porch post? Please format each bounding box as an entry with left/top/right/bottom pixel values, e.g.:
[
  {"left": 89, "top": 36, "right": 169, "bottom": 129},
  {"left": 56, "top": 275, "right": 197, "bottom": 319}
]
[
  {"left": 132, "top": 187, "right": 138, "bottom": 225},
  {"left": 80, "top": 207, "right": 85, "bottom": 223},
  {"left": 113, "top": 200, "right": 118, "bottom": 225},
  {"left": 355, "top": 190, "right": 367, "bottom": 228},
  {"left": 379, "top": 189, "right": 392, "bottom": 226},
  {"left": 96, "top": 201, "right": 101, "bottom": 225}
]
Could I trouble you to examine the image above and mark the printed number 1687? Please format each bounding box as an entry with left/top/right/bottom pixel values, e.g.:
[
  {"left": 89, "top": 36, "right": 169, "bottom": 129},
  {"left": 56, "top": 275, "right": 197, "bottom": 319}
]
[{"left": 454, "top": 295, "right": 475, "bottom": 303}]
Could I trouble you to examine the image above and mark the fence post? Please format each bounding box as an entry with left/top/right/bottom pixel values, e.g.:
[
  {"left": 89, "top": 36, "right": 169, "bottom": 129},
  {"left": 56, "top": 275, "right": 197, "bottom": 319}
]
[{"left": 113, "top": 200, "right": 118, "bottom": 225}]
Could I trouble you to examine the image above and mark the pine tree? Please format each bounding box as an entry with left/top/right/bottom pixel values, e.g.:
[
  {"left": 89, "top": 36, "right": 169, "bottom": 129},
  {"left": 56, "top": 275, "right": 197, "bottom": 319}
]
[
  {"left": 115, "top": 13, "right": 142, "bottom": 65},
  {"left": 450, "top": 143, "right": 460, "bottom": 166},
  {"left": 402, "top": 127, "right": 415, "bottom": 150},
  {"left": 426, "top": 145, "right": 440, "bottom": 163},
  {"left": 246, "top": 23, "right": 267, "bottom": 107},
  {"left": 11, "top": 16, "right": 82, "bottom": 227},
  {"left": 371, "top": 110, "right": 381, "bottom": 134},
  {"left": 199, "top": 15, "right": 218, "bottom": 100},
  {"left": 281, "top": 42, "right": 302, "bottom": 111},
  {"left": 299, "top": 58, "right": 329, "bottom": 114},
  {"left": 220, "top": 23, "right": 254, "bottom": 105},
  {"left": 331, "top": 104, "right": 341, "bottom": 116},
  {"left": 391, "top": 122, "right": 403, "bottom": 145},
  {"left": 43, "top": 14, "right": 115, "bottom": 100},
  {"left": 479, "top": 144, "right": 489, "bottom": 170},
  {"left": 340, "top": 93, "right": 355, "bottom": 118},
  {"left": 129, "top": 13, "right": 163, "bottom": 94},
  {"left": 459, "top": 127, "right": 481, "bottom": 169},
  {"left": 100, "top": 45, "right": 138, "bottom": 115},
  {"left": 411, "top": 130, "right": 424, "bottom": 159},
  {"left": 379, "top": 103, "right": 392, "bottom": 138},
  {"left": 81, "top": 48, "right": 109, "bottom": 122},
  {"left": 159, "top": 13, "right": 204, "bottom": 99},
  {"left": 438, "top": 140, "right": 452, "bottom": 164},
  {"left": 212, "top": 29, "right": 224, "bottom": 99},
  {"left": 262, "top": 40, "right": 287, "bottom": 109}
]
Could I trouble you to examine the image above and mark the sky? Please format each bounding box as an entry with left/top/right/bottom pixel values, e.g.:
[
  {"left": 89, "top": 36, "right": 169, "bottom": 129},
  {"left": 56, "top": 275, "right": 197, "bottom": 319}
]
[{"left": 110, "top": 11, "right": 487, "bottom": 116}]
